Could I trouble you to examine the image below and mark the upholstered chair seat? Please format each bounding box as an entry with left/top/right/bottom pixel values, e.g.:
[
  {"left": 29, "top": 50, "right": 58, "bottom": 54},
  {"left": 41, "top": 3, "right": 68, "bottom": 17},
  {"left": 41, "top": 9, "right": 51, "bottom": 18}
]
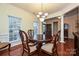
[
  {"left": 28, "top": 42, "right": 34, "bottom": 46},
  {"left": 30, "top": 46, "right": 37, "bottom": 53},
  {"left": 41, "top": 43, "right": 54, "bottom": 53}
]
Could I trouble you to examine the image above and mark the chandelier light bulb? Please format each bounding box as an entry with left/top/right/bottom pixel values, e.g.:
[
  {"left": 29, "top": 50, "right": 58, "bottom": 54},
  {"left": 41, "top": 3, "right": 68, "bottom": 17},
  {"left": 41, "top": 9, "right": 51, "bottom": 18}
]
[
  {"left": 38, "top": 12, "right": 43, "bottom": 15},
  {"left": 37, "top": 15, "right": 40, "bottom": 18},
  {"left": 58, "top": 16, "right": 61, "bottom": 19},
  {"left": 44, "top": 13, "right": 48, "bottom": 16},
  {"left": 40, "top": 18, "right": 45, "bottom": 22}
]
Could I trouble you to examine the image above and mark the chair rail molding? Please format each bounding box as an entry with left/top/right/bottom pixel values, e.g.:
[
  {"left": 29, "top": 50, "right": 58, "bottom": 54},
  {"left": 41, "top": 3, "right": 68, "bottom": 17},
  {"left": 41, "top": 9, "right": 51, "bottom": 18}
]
[{"left": 0, "top": 33, "right": 9, "bottom": 42}]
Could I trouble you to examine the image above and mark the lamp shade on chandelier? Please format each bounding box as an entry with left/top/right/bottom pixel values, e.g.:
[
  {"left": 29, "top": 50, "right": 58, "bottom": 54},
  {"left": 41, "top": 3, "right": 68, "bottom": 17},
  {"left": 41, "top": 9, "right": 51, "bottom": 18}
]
[{"left": 36, "top": 3, "right": 48, "bottom": 22}]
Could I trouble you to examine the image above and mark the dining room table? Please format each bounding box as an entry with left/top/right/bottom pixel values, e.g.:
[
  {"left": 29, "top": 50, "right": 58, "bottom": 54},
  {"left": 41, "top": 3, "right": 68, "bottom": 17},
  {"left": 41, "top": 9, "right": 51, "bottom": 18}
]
[{"left": 29, "top": 34, "right": 52, "bottom": 55}]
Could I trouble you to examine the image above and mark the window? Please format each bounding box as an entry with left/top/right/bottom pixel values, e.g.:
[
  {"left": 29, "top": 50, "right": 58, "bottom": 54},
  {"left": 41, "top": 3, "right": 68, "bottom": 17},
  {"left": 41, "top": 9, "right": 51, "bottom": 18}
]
[
  {"left": 33, "top": 20, "right": 39, "bottom": 40},
  {"left": 9, "top": 16, "right": 21, "bottom": 42}
]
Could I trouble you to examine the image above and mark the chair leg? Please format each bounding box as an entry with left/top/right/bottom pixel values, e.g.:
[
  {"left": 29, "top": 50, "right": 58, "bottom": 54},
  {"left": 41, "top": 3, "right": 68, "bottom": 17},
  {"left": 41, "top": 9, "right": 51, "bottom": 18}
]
[
  {"left": 22, "top": 50, "right": 24, "bottom": 56},
  {"left": 37, "top": 50, "right": 40, "bottom": 56},
  {"left": 53, "top": 48, "right": 58, "bottom": 56},
  {"left": 56, "top": 48, "right": 58, "bottom": 56},
  {"left": 54, "top": 49, "right": 58, "bottom": 56},
  {"left": 27, "top": 50, "right": 30, "bottom": 56},
  {"left": 22, "top": 48, "right": 24, "bottom": 56},
  {"left": 27, "top": 53, "right": 30, "bottom": 56},
  {"left": 8, "top": 44, "right": 11, "bottom": 56}
]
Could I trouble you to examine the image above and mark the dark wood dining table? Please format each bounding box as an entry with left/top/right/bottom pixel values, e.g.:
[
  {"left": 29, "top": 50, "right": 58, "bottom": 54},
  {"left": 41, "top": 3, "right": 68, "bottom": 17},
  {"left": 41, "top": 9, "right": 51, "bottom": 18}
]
[{"left": 29, "top": 38, "right": 52, "bottom": 55}]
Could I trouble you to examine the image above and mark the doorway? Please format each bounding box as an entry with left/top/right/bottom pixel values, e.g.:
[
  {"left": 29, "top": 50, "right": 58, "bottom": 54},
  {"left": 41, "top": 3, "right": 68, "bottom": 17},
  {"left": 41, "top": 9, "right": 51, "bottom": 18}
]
[
  {"left": 64, "top": 23, "right": 69, "bottom": 39},
  {"left": 53, "top": 22, "right": 58, "bottom": 34},
  {"left": 45, "top": 24, "right": 52, "bottom": 39}
]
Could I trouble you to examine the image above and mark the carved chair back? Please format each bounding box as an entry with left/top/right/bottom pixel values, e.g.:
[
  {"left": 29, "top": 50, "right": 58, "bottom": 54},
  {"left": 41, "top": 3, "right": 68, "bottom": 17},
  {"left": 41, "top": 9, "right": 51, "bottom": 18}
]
[{"left": 19, "top": 30, "right": 30, "bottom": 53}]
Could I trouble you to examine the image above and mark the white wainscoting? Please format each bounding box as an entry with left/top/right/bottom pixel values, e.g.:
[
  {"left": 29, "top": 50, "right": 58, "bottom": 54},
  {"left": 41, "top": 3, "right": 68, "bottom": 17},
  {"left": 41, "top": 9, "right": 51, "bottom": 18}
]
[
  {"left": 0, "top": 34, "right": 9, "bottom": 42},
  {"left": 0, "top": 33, "right": 21, "bottom": 47}
]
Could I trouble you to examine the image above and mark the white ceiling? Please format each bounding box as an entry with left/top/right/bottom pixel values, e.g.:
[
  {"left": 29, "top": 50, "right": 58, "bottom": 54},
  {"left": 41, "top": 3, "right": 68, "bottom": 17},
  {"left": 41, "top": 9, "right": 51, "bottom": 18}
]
[{"left": 11, "top": 3, "right": 70, "bottom": 15}]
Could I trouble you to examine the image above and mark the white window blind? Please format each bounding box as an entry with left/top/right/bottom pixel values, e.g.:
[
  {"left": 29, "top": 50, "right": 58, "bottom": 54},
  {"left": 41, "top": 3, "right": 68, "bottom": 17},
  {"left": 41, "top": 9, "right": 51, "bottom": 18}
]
[{"left": 8, "top": 16, "right": 21, "bottom": 42}]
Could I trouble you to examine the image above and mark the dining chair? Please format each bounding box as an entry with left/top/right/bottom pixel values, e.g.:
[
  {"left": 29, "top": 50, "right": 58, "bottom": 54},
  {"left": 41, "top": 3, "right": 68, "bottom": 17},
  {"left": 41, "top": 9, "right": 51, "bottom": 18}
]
[
  {"left": 28, "top": 29, "right": 36, "bottom": 44},
  {"left": 41, "top": 31, "right": 60, "bottom": 56},
  {"left": 72, "top": 32, "right": 79, "bottom": 55},
  {"left": 19, "top": 30, "right": 37, "bottom": 56},
  {"left": 28, "top": 29, "right": 34, "bottom": 40}
]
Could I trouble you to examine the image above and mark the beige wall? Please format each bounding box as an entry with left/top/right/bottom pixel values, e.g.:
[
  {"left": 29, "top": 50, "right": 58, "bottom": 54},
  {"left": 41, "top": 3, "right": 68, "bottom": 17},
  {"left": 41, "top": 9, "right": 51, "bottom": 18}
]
[
  {"left": 64, "top": 15, "right": 77, "bottom": 39},
  {"left": 0, "top": 4, "right": 35, "bottom": 46}
]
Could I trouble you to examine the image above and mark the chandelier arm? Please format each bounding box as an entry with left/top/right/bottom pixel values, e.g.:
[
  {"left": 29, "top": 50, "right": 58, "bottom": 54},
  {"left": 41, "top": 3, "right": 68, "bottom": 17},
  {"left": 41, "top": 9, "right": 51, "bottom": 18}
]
[
  {"left": 36, "top": 2, "right": 48, "bottom": 22},
  {"left": 41, "top": 3, "right": 43, "bottom": 12}
]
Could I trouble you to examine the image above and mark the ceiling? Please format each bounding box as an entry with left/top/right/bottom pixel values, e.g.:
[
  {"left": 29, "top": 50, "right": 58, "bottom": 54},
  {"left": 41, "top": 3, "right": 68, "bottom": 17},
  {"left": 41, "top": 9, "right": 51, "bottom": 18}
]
[{"left": 11, "top": 3, "right": 70, "bottom": 15}]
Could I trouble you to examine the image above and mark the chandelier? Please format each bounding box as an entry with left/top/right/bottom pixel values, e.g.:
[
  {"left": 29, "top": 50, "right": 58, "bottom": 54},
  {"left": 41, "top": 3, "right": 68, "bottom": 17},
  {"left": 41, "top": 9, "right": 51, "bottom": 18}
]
[{"left": 36, "top": 3, "right": 48, "bottom": 22}]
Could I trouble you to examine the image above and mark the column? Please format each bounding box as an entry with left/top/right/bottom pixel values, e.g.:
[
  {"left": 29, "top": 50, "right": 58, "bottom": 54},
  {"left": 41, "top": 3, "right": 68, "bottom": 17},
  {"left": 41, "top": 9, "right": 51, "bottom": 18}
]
[
  {"left": 60, "top": 15, "right": 65, "bottom": 43},
  {"left": 59, "top": 15, "right": 65, "bottom": 55},
  {"left": 52, "top": 23, "right": 53, "bottom": 36}
]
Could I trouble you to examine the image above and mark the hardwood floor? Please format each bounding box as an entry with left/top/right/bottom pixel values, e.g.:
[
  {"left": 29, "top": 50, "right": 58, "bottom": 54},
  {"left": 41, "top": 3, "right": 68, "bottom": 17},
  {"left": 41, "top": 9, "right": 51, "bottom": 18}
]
[
  {"left": 0, "top": 39, "right": 75, "bottom": 56},
  {"left": 57, "top": 39, "right": 74, "bottom": 56}
]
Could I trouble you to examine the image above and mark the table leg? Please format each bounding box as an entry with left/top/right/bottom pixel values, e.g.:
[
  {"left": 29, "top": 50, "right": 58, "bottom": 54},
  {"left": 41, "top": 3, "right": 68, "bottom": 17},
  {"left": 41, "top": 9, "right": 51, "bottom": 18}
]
[{"left": 37, "top": 42, "right": 42, "bottom": 56}]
